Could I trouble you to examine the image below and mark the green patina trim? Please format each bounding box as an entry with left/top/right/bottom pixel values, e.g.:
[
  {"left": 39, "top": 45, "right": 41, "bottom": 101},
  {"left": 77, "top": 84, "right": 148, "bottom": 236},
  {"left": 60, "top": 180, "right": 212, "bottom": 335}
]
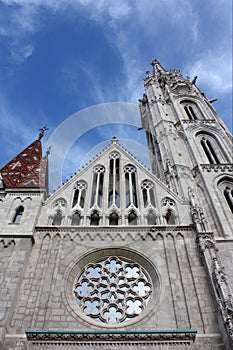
[{"left": 25, "top": 329, "right": 197, "bottom": 335}]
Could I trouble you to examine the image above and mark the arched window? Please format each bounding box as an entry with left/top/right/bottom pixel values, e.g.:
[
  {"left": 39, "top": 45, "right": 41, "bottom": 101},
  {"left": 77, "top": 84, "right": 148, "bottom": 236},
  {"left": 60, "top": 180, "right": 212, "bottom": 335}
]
[
  {"left": 147, "top": 211, "right": 157, "bottom": 225},
  {"left": 180, "top": 101, "right": 200, "bottom": 120},
  {"left": 13, "top": 206, "right": 24, "bottom": 223},
  {"left": 165, "top": 210, "right": 176, "bottom": 225},
  {"left": 141, "top": 180, "right": 155, "bottom": 207},
  {"left": 71, "top": 211, "right": 81, "bottom": 225},
  {"left": 108, "top": 153, "right": 120, "bottom": 207},
  {"left": 91, "top": 166, "right": 105, "bottom": 208},
  {"left": 73, "top": 181, "right": 87, "bottom": 208},
  {"left": 200, "top": 137, "right": 219, "bottom": 164},
  {"left": 124, "top": 165, "right": 138, "bottom": 208},
  {"left": 128, "top": 211, "right": 137, "bottom": 225},
  {"left": 109, "top": 213, "right": 119, "bottom": 226},
  {"left": 161, "top": 197, "right": 178, "bottom": 225},
  {"left": 52, "top": 211, "right": 62, "bottom": 226},
  {"left": 218, "top": 177, "right": 233, "bottom": 214},
  {"left": 90, "top": 211, "right": 100, "bottom": 226},
  {"left": 224, "top": 187, "right": 233, "bottom": 213}
]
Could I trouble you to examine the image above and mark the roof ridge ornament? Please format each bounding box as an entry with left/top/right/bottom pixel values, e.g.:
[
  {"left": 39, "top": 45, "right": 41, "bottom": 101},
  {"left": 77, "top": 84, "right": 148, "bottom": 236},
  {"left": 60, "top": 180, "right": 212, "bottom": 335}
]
[{"left": 111, "top": 136, "right": 118, "bottom": 144}]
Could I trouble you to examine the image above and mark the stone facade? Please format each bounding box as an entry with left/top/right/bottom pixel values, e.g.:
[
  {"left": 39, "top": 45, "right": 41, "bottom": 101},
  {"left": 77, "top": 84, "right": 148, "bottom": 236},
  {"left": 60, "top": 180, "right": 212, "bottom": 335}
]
[{"left": 0, "top": 60, "right": 232, "bottom": 349}]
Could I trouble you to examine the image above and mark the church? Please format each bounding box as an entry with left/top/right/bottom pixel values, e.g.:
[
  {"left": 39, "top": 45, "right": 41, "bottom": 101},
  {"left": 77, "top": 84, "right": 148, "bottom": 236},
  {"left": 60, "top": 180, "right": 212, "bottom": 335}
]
[{"left": 0, "top": 59, "right": 232, "bottom": 350}]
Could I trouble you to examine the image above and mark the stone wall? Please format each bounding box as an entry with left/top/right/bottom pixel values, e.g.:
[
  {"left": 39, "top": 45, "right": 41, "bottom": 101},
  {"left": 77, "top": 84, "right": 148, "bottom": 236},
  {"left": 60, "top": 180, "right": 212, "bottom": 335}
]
[{"left": 2, "top": 227, "right": 225, "bottom": 349}]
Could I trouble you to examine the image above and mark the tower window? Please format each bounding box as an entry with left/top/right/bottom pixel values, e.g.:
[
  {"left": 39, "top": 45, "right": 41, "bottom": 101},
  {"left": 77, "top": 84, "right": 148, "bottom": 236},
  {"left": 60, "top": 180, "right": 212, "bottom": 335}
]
[
  {"left": 13, "top": 206, "right": 24, "bottom": 223},
  {"left": 201, "top": 137, "right": 219, "bottom": 164},
  {"left": 184, "top": 105, "right": 197, "bottom": 120},
  {"left": 224, "top": 187, "right": 233, "bottom": 213},
  {"left": 218, "top": 177, "right": 233, "bottom": 215},
  {"left": 181, "top": 101, "right": 201, "bottom": 120}
]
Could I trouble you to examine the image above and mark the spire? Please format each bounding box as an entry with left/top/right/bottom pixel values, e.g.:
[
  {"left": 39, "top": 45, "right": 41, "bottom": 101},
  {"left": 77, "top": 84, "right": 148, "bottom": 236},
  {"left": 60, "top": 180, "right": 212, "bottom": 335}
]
[
  {"left": 0, "top": 138, "right": 48, "bottom": 189},
  {"left": 151, "top": 58, "right": 167, "bottom": 75}
]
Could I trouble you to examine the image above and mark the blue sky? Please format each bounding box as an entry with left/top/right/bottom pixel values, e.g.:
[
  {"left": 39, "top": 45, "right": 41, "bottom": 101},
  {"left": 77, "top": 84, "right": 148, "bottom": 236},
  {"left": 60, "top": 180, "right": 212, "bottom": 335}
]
[{"left": 0, "top": 0, "right": 232, "bottom": 191}]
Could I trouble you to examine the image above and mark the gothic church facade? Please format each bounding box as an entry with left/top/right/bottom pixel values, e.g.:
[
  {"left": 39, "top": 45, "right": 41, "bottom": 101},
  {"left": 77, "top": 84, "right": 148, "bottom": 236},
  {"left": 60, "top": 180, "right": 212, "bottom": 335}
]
[{"left": 0, "top": 60, "right": 232, "bottom": 349}]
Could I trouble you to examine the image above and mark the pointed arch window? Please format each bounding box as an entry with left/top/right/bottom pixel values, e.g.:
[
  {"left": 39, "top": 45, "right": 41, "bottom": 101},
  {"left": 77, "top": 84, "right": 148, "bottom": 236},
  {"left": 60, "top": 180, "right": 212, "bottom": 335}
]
[
  {"left": 108, "top": 152, "right": 120, "bottom": 207},
  {"left": 218, "top": 177, "right": 233, "bottom": 214},
  {"left": 109, "top": 212, "right": 119, "bottom": 226},
  {"left": 52, "top": 211, "right": 62, "bottom": 226},
  {"left": 90, "top": 211, "right": 100, "bottom": 226},
  {"left": 73, "top": 181, "right": 87, "bottom": 208},
  {"left": 184, "top": 105, "right": 197, "bottom": 120},
  {"left": 13, "top": 205, "right": 24, "bottom": 223},
  {"left": 224, "top": 187, "right": 233, "bottom": 213},
  {"left": 162, "top": 197, "right": 178, "bottom": 225},
  {"left": 147, "top": 211, "right": 157, "bottom": 225},
  {"left": 165, "top": 210, "right": 176, "bottom": 225},
  {"left": 141, "top": 180, "right": 155, "bottom": 207},
  {"left": 91, "top": 166, "right": 105, "bottom": 208},
  {"left": 71, "top": 211, "right": 81, "bottom": 226},
  {"left": 200, "top": 137, "right": 220, "bottom": 164},
  {"left": 128, "top": 211, "right": 137, "bottom": 225},
  {"left": 180, "top": 100, "right": 201, "bottom": 120},
  {"left": 124, "top": 165, "right": 138, "bottom": 208}
]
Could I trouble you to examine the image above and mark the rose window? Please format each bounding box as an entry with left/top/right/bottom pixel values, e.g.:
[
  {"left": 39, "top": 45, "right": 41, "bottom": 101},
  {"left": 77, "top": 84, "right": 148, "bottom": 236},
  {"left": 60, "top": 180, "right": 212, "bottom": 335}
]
[{"left": 74, "top": 256, "right": 152, "bottom": 324}]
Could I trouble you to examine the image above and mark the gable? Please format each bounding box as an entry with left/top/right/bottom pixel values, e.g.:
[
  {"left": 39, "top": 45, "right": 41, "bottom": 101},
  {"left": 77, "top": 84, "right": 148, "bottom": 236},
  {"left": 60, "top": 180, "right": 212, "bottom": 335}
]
[{"left": 38, "top": 140, "right": 189, "bottom": 226}]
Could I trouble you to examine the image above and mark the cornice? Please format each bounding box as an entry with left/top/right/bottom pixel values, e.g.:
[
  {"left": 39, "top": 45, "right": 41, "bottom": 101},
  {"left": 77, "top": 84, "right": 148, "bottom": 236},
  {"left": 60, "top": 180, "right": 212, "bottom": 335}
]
[
  {"left": 34, "top": 225, "right": 195, "bottom": 242},
  {"left": 0, "top": 234, "right": 35, "bottom": 244},
  {"left": 199, "top": 164, "right": 233, "bottom": 172},
  {"left": 35, "top": 224, "right": 194, "bottom": 234},
  {"left": 25, "top": 329, "right": 197, "bottom": 346}
]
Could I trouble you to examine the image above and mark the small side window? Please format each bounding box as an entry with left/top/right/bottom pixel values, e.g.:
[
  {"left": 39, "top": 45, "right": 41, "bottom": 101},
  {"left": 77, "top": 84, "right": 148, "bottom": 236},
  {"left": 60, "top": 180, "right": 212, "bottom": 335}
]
[{"left": 13, "top": 206, "right": 24, "bottom": 223}]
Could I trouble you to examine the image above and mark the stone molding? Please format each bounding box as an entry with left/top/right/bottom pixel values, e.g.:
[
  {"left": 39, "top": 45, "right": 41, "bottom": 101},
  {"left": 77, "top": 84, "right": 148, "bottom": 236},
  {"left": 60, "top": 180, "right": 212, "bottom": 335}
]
[
  {"left": 35, "top": 225, "right": 193, "bottom": 234},
  {"left": 181, "top": 119, "right": 217, "bottom": 125},
  {"left": 25, "top": 330, "right": 196, "bottom": 346},
  {"left": 34, "top": 226, "right": 195, "bottom": 242},
  {"left": 199, "top": 164, "right": 233, "bottom": 173}
]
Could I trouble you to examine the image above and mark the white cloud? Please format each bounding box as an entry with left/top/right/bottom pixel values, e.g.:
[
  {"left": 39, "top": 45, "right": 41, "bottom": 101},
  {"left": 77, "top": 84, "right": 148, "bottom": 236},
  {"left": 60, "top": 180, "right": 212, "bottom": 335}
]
[
  {"left": 187, "top": 51, "right": 232, "bottom": 95},
  {"left": 10, "top": 43, "right": 33, "bottom": 63},
  {"left": 0, "top": 93, "right": 38, "bottom": 164}
]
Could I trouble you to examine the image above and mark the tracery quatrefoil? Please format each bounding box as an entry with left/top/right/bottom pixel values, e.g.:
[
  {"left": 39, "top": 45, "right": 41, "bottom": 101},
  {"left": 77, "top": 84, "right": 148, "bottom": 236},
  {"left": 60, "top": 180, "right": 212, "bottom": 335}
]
[{"left": 74, "top": 256, "right": 152, "bottom": 324}]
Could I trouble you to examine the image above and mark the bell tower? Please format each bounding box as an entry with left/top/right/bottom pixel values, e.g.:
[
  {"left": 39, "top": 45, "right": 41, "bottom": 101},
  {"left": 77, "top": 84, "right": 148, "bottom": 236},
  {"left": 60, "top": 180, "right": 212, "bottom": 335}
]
[{"left": 140, "top": 59, "right": 233, "bottom": 236}]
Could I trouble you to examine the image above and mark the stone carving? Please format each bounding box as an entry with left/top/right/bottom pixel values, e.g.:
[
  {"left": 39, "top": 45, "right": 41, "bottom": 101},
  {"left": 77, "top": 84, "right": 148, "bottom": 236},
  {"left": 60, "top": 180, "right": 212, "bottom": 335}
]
[{"left": 188, "top": 188, "right": 209, "bottom": 232}]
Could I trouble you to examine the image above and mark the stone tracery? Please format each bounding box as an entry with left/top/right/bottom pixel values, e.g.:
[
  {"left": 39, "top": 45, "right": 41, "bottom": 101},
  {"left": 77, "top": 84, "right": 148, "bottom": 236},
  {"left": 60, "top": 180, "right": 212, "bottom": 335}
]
[{"left": 74, "top": 256, "right": 152, "bottom": 325}]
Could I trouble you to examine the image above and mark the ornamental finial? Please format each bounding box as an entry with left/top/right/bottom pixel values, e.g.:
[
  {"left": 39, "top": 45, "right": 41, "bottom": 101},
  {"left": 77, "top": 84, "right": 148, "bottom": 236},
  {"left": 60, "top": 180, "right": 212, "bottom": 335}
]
[
  {"left": 111, "top": 136, "right": 118, "bottom": 144},
  {"left": 38, "top": 125, "right": 49, "bottom": 140}
]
